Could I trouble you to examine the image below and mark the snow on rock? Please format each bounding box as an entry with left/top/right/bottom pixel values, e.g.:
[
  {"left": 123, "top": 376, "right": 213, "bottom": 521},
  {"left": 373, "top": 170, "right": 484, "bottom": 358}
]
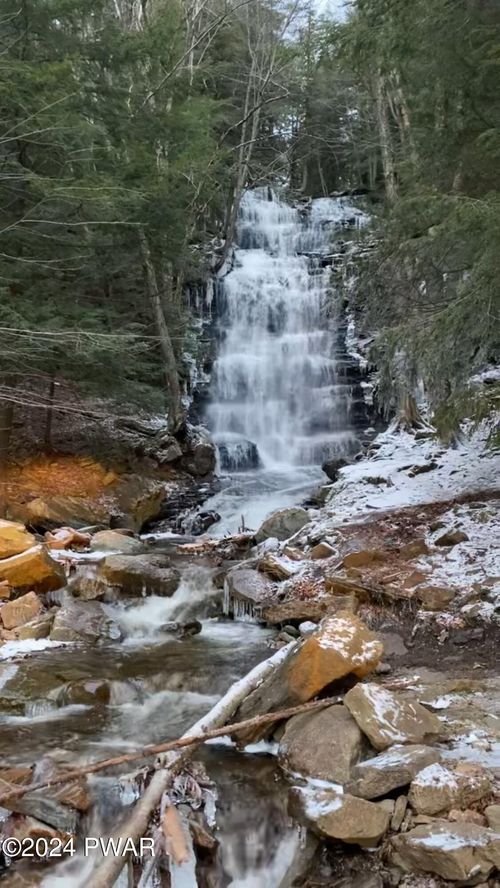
[
  {"left": 408, "top": 762, "right": 492, "bottom": 815},
  {"left": 296, "top": 787, "right": 391, "bottom": 847},
  {"left": 348, "top": 744, "right": 442, "bottom": 800},
  {"left": 344, "top": 683, "right": 442, "bottom": 751},
  {"left": 391, "top": 821, "right": 500, "bottom": 882}
]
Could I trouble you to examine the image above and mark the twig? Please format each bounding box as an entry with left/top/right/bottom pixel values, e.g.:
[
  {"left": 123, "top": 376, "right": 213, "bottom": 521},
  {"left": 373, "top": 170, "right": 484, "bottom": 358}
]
[{"left": 0, "top": 696, "right": 339, "bottom": 805}]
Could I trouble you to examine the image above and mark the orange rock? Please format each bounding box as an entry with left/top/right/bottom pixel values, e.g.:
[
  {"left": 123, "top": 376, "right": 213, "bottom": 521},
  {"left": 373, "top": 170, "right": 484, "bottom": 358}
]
[
  {"left": 0, "top": 520, "right": 35, "bottom": 559},
  {"left": 1, "top": 591, "right": 43, "bottom": 630},
  {"left": 0, "top": 545, "right": 66, "bottom": 592},
  {"left": 0, "top": 580, "right": 11, "bottom": 599},
  {"left": 286, "top": 613, "right": 384, "bottom": 701},
  {"left": 45, "top": 527, "right": 91, "bottom": 550}
]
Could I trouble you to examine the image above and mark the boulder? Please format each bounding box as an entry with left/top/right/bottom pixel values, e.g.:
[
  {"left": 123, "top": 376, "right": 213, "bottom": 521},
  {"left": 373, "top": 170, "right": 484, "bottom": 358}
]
[
  {"left": 233, "top": 614, "right": 382, "bottom": 742},
  {"left": 322, "top": 457, "right": 349, "bottom": 482},
  {"left": 417, "top": 585, "right": 457, "bottom": 611},
  {"left": 485, "top": 805, "right": 500, "bottom": 832},
  {"left": 258, "top": 554, "right": 300, "bottom": 580},
  {"left": 0, "top": 591, "right": 42, "bottom": 630},
  {"left": 343, "top": 549, "right": 385, "bottom": 569},
  {"left": 298, "top": 787, "right": 390, "bottom": 847},
  {"left": 11, "top": 612, "right": 54, "bottom": 640},
  {"left": 0, "top": 785, "right": 78, "bottom": 834},
  {"left": 391, "top": 821, "right": 500, "bottom": 881},
  {"left": 310, "top": 542, "right": 336, "bottom": 560},
  {"left": 182, "top": 432, "right": 216, "bottom": 477},
  {"left": 349, "top": 745, "right": 442, "bottom": 800},
  {"left": 408, "top": 763, "right": 492, "bottom": 815},
  {"left": 90, "top": 530, "right": 144, "bottom": 554},
  {"left": 344, "top": 683, "right": 442, "bottom": 751},
  {"left": 0, "top": 545, "right": 66, "bottom": 592},
  {"left": 0, "top": 520, "right": 35, "bottom": 559},
  {"left": 98, "top": 554, "right": 180, "bottom": 597},
  {"left": 400, "top": 539, "right": 429, "bottom": 559},
  {"left": 60, "top": 679, "right": 111, "bottom": 705},
  {"left": 50, "top": 600, "right": 122, "bottom": 643},
  {"left": 279, "top": 705, "right": 365, "bottom": 784},
  {"left": 255, "top": 508, "right": 310, "bottom": 543},
  {"left": 225, "top": 568, "right": 275, "bottom": 617},
  {"left": 435, "top": 529, "right": 469, "bottom": 547}
]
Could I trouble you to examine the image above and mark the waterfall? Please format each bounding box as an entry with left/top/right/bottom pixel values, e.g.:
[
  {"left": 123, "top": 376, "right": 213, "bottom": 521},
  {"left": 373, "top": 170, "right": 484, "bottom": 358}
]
[{"left": 207, "top": 188, "right": 368, "bottom": 472}]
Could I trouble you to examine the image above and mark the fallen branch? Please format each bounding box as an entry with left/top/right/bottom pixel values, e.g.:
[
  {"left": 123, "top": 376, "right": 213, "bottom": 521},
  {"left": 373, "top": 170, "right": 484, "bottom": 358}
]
[
  {"left": 0, "top": 695, "right": 338, "bottom": 806},
  {"left": 89, "top": 643, "right": 333, "bottom": 887}
]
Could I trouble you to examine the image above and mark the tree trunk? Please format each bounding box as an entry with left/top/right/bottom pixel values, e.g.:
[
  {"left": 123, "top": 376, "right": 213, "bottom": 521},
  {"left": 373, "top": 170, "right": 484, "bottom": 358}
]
[
  {"left": 139, "top": 229, "right": 183, "bottom": 433},
  {"left": 0, "top": 400, "right": 13, "bottom": 518},
  {"left": 375, "top": 71, "right": 397, "bottom": 202}
]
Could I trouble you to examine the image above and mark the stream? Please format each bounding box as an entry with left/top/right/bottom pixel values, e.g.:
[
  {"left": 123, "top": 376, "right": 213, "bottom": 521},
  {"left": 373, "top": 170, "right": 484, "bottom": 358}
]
[{"left": 0, "top": 190, "right": 370, "bottom": 886}]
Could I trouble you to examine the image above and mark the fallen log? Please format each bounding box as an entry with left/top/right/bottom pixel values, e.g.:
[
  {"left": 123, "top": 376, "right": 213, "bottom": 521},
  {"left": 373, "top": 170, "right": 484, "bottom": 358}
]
[
  {"left": 0, "top": 694, "right": 338, "bottom": 806},
  {"left": 89, "top": 641, "right": 301, "bottom": 887}
]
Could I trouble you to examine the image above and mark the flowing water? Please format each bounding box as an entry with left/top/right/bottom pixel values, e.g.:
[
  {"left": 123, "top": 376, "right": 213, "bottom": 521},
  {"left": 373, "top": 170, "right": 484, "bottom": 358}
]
[
  {"left": 0, "top": 190, "right": 368, "bottom": 886},
  {"left": 204, "top": 188, "right": 367, "bottom": 534}
]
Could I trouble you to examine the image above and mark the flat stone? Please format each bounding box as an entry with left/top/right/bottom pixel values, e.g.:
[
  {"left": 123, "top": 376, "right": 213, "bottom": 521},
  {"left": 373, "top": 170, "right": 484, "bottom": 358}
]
[
  {"left": 299, "top": 788, "right": 391, "bottom": 847},
  {"left": 344, "top": 683, "right": 442, "bottom": 751},
  {"left": 391, "top": 821, "right": 500, "bottom": 881},
  {"left": 257, "top": 554, "right": 300, "bottom": 580},
  {"left": 435, "top": 529, "right": 469, "bottom": 547},
  {"left": 0, "top": 592, "right": 42, "bottom": 630},
  {"left": 262, "top": 593, "right": 358, "bottom": 625},
  {"left": 408, "top": 763, "right": 492, "bottom": 815},
  {"left": 0, "top": 520, "right": 35, "bottom": 559},
  {"left": 310, "top": 542, "right": 336, "bottom": 560},
  {"left": 417, "top": 586, "right": 457, "bottom": 611},
  {"left": 225, "top": 568, "right": 275, "bottom": 616},
  {"left": 349, "top": 744, "right": 441, "bottom": 799},
  {"left": 279, "top": 704, "right": 365, "bottom": 784},
  {"left": 343, "top": 549, "right": 385, "bottom": 569},
  {"left": 99, "top": 554, "right": 180, "bottom": 597},
  {"left": 90, "top": 530, "right": 144, "bottom": 554}
]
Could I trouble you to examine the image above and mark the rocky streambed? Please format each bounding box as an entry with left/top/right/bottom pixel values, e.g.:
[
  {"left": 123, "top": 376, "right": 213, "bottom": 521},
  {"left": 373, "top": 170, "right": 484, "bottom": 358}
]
[{"left": 0, "top": 424, "right": 499, "bottom": 887}]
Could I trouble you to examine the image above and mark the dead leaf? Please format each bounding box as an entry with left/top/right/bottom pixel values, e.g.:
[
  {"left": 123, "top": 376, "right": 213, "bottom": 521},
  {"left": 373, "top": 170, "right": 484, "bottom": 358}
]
[{"left": 162, "top": 806, "right": 190, "bottom": 866}]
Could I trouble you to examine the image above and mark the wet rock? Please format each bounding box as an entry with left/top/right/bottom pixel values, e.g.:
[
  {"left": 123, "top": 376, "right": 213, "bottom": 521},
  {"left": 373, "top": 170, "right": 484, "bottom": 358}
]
[
  {"left": 0, "top": 545, "right": 65, "bottom": 592},
  {"left": 417, "top": 585, "right": 457, "bottom": 611},
  {"left": 391, "top": 821, "right": 500, "bottom": 881},
  {"left": 60, "top": 679, "right": 111, "bottom": 705},
  {"left": 485, "top": 805, "right": 500, "bottom": 831},
  {"left": 322, "top": 457, "right": 349, "bottom": 482},
  {"left": 224, "top": 568, "right": 275, "bottom": 618},
  {"left": 255, "top": 508, "right": 310, "bottom": 543},
  {"left": 181, "top": 431, "right": 216, "bottom": 477},
  {"left": 90, "top": 530, "right": 144, "bottom": 554},
  {"left": 310, "top": 541, "right": 336, "bottom": 559},
  {"left": 50, "top": 600, "right": 122, "bottom": 643},
  {"left": 279, "top": 705, "right": 365, "bottom": 784},
  {"left": 344, "top": 683, "right": 442, "bottom": 751},
  {"left": 349, "top": 745, "right": 442, "bottom": 800},
  {"left": 1, "top": 788, "right": 78, "bottom": 834},
  {"left": 5, "top": 813, "right": 73, "bottom": 846},
  {"left": 233, "top": 614, "right": 383, "bottom": 741},
  {"left": 298, "top": 787, "right": 390, "bottom": 847},
  {"left": 0, "top": 520, "right": 35, "bottom": 559},
  {"left": 435, "top": 529, "right": 469, "bottom": 547},
  {"left": 0, "top": 592, "right": 43, "bottom": 630},
  {"left": 408, "top": 763, "right": 492, "bottom": 815},
  {"left": 99, "top": 554, "right": 180, "bottom": 597},
  {"left": 189, "top": 510, "right": 220, "bottom": 535}
]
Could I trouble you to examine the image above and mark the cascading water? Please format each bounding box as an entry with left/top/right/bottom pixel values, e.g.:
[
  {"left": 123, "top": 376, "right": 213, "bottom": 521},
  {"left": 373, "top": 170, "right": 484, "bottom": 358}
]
[{"left": 204, "top": 187, "right": 369, "bottom": 532}]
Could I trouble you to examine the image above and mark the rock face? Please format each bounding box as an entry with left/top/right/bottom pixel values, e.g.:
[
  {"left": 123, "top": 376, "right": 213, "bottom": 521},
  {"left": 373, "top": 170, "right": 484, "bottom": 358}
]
[
  {"left": 0, "top": 520, "right": 35, "bottom": 559},
  {"left": 408, "top": 763, "right": 492, "bottom": 815},
  {"left": 344, "top": 683, "right": 442, "bottom": 750},
  {"left": 0, "top": 592, "right": 42, "bottom": 630},
  {"left": 279, "top": 705, "right": 365, "bottom": 784},
  {"left": 181, "top": 431, "right": 216, "bottom": 477},
  {"left": 349, "top": 745, "right": 442, "bottom": 800},
  {"left": 0, "top": 545, "right": 66, "bottom": 592},
  {"left": 89, "top": 531, "right": 144, "bottom": 554},
  {"left": 299, "top": 788, "right": 390, "bottom": 847},
  {"left": 50, "top": 600, "right": 122, "bottom": 643},
  {"left": 392, "top": 821, "right": 500, "bottom": 881},
  {"left": 255, "top": 508, "right": 310, "bottom": 543},
  {"left": 233, "top": 614, "right": 382, "bottom": 741},
  {"left": 99, "top": 554, "right": 180, "bottom": 597}
]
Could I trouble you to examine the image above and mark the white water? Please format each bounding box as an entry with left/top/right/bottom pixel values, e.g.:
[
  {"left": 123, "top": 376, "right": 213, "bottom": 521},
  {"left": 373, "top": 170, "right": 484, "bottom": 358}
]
[{"left": 204, "top": 187, "right": 367, "bottom": 533}]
